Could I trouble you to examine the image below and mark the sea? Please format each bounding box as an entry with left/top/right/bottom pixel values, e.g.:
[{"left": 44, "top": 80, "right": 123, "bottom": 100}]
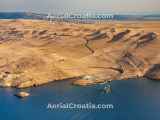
[{"left": 0, "top": 79, "right": 160, "bottom": 120}]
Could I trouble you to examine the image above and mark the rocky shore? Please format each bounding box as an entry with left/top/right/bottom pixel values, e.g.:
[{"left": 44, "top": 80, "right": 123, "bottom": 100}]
[{"left": 0, "top": 20, "right": 160, "bottom": 88}]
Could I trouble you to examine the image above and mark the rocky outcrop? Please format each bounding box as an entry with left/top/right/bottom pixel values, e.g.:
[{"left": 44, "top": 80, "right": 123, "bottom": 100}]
[
  {"left": 111, "top": 29, "right": 130, "bottom": 42},
  {"left": 85, "top": 30, "right": 107, "bottom": 41},
  {"left": 15, "top": 92, "right": 30, "bottom": 98},
  {"left": 135, "top": 32, "right": 157, "bottom": 48},
  {"left": 144, "top": 64, "right": 160, "bottom": 80},
  {"left": 0, "top": 20, "right": 160, "bottom": 88}
]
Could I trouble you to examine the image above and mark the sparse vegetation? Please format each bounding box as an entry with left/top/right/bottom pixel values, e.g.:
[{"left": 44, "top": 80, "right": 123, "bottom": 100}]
[{"left": 0, "top": 20, "right": 160, "bottom": 88}]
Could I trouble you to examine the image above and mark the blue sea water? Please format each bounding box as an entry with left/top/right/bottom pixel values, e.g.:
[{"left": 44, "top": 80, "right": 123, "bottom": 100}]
[{"left": 0, "top": 79, "right": 160, "bottom": 120}]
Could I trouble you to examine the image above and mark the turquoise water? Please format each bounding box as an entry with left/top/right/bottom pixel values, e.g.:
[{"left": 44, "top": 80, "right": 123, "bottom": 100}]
[{"left": 0, "top": 79, "right": 160, "bottom": 120}]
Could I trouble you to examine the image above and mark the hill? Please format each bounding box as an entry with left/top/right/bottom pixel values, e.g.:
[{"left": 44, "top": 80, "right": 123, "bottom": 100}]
[{"left": 0, "top": 20, "right": 160, "bottom": 88}]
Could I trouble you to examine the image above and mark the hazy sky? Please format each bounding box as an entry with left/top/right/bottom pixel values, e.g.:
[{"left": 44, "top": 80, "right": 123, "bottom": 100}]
[{"left": 0, "top": 0, "right": 160, "bottom": 14}]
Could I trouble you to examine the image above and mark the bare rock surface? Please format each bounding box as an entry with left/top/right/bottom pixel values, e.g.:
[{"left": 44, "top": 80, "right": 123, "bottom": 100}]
[
  {"left": 15, "top": 92, "right": 30, "bottom": 98},
  {"left": 0, "top": 20, "right": 160, "bottom": 88}
]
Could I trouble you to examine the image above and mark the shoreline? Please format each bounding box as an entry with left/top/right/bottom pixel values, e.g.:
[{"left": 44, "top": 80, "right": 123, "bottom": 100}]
[{"left": 0, "top": 19, "right": 160, "bottom": 88}]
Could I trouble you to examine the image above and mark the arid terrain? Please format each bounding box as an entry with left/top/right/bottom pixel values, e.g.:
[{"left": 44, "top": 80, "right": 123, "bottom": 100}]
[{"left": 0, "top": 19, "right": 160, "bottom": 88}]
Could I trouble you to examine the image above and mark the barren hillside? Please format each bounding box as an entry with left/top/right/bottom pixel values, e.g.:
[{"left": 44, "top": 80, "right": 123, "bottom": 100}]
[{"left": 0, "top": 20, "right": 160, "bottom": 88}]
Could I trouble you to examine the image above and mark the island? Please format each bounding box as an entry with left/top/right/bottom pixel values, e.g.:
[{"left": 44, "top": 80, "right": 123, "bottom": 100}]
[{"left": 0, "top": 19, "right": 160, "bottom": 88}]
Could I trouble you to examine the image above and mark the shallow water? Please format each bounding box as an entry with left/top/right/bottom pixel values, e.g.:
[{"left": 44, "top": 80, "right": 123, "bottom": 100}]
[{"left": 0, "top": 79, "right": 160, "bottom": 120}]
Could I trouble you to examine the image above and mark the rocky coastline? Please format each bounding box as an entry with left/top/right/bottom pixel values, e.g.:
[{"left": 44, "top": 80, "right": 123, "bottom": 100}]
[{"left": 0, "top": 20, "right": 160, "bottom": 88}]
